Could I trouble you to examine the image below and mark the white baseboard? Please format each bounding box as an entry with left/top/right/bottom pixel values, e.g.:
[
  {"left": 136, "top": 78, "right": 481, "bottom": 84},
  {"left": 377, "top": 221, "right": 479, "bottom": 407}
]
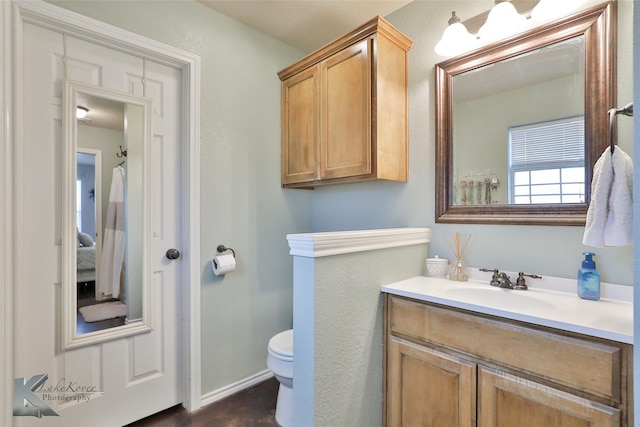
[{"left": 200, "top": 369, "right": 275, "bottom": 408}]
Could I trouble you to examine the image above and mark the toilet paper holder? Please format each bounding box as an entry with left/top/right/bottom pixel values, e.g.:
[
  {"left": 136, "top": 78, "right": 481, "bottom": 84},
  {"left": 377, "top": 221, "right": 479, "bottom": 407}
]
[
  {"left": 216, "top": 244, "right": 236, "bottom": 258},
  {"left": 212, "top": 245, "right": 237, "bottom": 276}
]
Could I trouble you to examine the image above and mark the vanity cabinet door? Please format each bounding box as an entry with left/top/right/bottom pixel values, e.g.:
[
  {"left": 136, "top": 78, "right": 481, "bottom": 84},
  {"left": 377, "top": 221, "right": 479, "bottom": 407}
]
[
  {"left": 384, "top": 295, "right": 632, "bottom": 426},
  {"left": 319, "top": 38, "right": 371, "bottom": 180},
  {"left": 478, "top": 366, "right": 620, "bottom": 427},
  {"left": 387, "top": 336, "right": 476, "bottom": 427},
  {"left": 281, "top": 65, "right": 320, "bottom": 185},
  {"left": 280, "top": 40, "right": 371, "bottom": 187}
]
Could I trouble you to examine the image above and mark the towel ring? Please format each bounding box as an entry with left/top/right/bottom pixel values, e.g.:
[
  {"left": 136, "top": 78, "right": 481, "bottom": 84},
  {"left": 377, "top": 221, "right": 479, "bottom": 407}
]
[{"left": 609, "top": 102, "right": 633, "bottom": 153}]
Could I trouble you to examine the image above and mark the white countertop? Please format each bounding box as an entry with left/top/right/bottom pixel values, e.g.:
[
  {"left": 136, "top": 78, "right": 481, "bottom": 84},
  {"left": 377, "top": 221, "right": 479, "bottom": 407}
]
[{"left": 381, "top": 273, "right": 633, "bottom": 344}]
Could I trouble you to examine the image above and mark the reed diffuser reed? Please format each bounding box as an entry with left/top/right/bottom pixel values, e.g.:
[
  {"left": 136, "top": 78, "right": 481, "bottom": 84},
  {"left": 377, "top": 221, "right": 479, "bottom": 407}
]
[{"left": 445, "top": 232, "right": 471, "bottom": 282}]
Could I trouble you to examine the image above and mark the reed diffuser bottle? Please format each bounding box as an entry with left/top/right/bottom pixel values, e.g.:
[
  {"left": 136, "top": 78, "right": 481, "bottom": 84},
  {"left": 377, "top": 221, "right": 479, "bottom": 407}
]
[{"left": 446, "top": 232, "right": 470, "bottom": 282}]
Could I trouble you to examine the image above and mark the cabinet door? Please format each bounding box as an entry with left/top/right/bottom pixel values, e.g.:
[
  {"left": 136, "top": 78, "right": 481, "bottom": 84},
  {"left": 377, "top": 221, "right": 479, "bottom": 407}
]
[
  {"left": 478, "top": 366, "right": 620, "bottom": 427},
  {"left": 387, "top": 337, "right": 476, "bottom": 427},
  {"left": 320, "top": 38, "right": 371, "bottom": 179},
  {"left": 281, "top": 66, "right": 319, "bottom": 185}
]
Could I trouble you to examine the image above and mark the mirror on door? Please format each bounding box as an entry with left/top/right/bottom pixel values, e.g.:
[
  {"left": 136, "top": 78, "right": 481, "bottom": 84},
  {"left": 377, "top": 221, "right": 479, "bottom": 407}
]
[{"left": 63, "top": 80, "right": 153, "bottom": 349}]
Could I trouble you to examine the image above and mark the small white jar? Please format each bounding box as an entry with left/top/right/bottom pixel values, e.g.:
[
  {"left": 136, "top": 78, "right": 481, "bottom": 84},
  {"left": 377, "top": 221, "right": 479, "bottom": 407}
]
[{"left": 425, "top": 255, "right": 449, "bottom": 278}]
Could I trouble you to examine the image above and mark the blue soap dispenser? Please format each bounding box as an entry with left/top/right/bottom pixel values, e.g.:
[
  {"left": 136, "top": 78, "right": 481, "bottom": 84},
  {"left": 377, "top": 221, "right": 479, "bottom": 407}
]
[{"left": 578, "top": 252, "right": 600, "bottom": 300}]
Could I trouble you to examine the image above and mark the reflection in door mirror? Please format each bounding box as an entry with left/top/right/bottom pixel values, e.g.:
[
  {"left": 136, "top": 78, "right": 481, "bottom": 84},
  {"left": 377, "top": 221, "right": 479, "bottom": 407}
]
[
  {"left": 76, "top": 149, "right": 103, "bottom": 329},
  {"left": 63, "top": 80, "right": 153, "bottom": 349}
]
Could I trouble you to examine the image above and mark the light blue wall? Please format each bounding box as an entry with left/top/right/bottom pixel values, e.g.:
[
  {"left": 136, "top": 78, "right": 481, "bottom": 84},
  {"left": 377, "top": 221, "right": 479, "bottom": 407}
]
[
  {"left": 312, "top": 0, "right": 635, "bottom": 287},
  {"left": 77, "top": 124, "right": 124, "bottom": 236},
  {"left": 293, "top": 242, "right": 429, "bottom": 427},
  {"left": 292, "top": 256, "right": 315, "bottom": 427},
  {"left": 48, "top": 0, "right": 312, "bottom": 396}
]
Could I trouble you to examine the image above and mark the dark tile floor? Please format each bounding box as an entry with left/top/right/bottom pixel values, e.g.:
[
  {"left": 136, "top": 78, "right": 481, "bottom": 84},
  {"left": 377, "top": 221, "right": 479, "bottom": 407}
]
[{"left": 126, "top": 377, "right": 279, "bottom": 427}]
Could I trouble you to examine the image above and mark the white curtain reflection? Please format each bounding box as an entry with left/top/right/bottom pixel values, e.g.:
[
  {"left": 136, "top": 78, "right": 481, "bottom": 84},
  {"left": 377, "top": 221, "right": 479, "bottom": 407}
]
[{"left": 98, "top": 165, "right": 126, "bottom": 299}]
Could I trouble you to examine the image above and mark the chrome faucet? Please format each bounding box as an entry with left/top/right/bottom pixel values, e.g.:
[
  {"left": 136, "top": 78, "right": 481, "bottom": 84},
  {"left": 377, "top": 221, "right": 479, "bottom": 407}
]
[
  {"left": 514, "top": 272, "right": 542, "bottom": 290},
  {"left": 479, "top": 268, "right": 541, "bottom": 290},
  {"left": 479, "top": 268, "right": 514, "bottom": 288}
]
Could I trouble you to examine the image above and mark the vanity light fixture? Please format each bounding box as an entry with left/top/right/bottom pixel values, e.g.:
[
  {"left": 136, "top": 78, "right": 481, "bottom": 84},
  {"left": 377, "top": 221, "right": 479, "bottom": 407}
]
[
  {"left": 435, "top": 11, "right": 477, "bottom": 57},
  {"left": 477, "top": 0, "right": 527, "bottom": 43},
  {"left": 434, "top": 0, "right": 590, "bottom": 58},
  {"left": 76, "top": 106, "right": 89, "bottom": 119},
  {"left": 530, "top": 0, "right": 588, "bottom": 22}
]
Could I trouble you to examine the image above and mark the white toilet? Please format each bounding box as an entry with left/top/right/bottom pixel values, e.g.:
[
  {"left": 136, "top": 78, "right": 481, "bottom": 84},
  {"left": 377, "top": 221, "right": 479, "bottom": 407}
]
[{"left": 267, "top": 329, "right": 293, "bottom": 427}]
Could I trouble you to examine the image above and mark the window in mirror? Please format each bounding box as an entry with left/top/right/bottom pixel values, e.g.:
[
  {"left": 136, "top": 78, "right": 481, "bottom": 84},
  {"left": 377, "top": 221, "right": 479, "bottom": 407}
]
[
  {"left": 76, "top": 179, "right": 83, "bottom": 228},
  {"left": 509, "top": 116, "right": 585, "bottom": 204}
]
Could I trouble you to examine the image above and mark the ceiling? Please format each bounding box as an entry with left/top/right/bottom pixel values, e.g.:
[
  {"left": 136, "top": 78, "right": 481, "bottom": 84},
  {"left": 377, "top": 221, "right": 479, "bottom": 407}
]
[
  {"left": 196, "top": 0, "right": 413, "bottom": 52},
  {"left": 78, "top": 1, "right": 413, "bottom": 129},
  {"left": 77, "top": 93, "right": 125, "bottom": 131}
]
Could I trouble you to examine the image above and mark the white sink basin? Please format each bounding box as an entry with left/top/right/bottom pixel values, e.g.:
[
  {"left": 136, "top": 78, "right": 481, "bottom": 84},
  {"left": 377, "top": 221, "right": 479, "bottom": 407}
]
[{"left": 440, "top": 286, "right": 556, "bottom": 311}]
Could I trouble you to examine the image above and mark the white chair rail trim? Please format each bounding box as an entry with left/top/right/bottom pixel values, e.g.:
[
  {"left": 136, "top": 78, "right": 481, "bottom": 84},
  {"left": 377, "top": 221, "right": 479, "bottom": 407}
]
[{"left": 287, "top": 227, "right": 432, "bottom": 258}]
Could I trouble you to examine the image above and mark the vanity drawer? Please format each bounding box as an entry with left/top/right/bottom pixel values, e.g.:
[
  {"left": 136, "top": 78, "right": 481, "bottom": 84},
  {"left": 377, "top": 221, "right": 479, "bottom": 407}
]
[{"left": 388, "top": 295, "right": 622, "bottom": 401}]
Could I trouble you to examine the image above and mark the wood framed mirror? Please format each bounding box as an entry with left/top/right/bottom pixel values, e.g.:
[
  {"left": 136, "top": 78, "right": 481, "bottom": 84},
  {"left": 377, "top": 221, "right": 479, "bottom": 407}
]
[{"left": 435, "top": 2, "right": 616, "bottom": 225}]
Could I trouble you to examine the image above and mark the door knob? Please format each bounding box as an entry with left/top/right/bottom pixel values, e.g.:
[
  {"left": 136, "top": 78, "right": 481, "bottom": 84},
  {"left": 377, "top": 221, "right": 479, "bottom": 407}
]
[{"left": 166, "top": 248, "right": 181, "bottom": 260}]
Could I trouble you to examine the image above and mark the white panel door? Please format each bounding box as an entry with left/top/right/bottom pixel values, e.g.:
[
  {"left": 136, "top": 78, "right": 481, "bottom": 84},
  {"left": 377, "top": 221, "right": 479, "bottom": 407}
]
[{"left": 14, "top": 21, "right": 182, "bottom": 427}]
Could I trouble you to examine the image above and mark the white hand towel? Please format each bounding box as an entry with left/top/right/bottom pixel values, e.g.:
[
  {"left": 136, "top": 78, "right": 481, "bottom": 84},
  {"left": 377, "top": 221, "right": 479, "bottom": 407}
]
[
  {"left": 583, "top": 149, "right": 612, "bottom": 247},
  {"left": 582, "top": 147, "right": 633, "bottom": 247},
  {"left": 604, "top": 147, "right": 633, "bottom": 246}
]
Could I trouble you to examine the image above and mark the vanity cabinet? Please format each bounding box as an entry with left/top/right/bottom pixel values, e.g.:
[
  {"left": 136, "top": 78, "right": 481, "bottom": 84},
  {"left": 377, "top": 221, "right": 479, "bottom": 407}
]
[
  {"left": 384, "top": 295, "right": 633, "bottom": 427},
  {"left": 278, "top": 16, "right": 412, "bottom": 188}
]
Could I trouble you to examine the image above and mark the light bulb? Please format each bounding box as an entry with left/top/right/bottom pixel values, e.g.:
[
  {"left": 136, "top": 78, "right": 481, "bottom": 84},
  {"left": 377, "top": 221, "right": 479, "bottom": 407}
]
[
  {"left": 531, "top": 0, "right": 588, "bottom": 21},
  {"left": 435, "top": 12, "right": 477, "bottom": 57},
  {"left": 478, "top": 1, "right": 527, "bottom": 42},
  {"left": 76, "top": 106, "right": 89, "bottom": 119}
]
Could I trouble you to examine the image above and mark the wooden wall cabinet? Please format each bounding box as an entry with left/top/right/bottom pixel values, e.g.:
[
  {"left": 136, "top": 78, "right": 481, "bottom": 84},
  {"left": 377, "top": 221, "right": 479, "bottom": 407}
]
[
  {"left": 278, "top": 17, "right": 412, "bottom": 189},
  {"left": 384, "top": 295, "right": 633, "bottom": 427}
]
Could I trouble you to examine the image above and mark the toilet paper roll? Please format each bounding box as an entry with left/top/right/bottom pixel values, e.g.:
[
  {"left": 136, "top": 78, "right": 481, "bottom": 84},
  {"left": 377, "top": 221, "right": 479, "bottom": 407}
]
[{"left": 212, "top": 253, "right": 236, "bottom": 276}]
